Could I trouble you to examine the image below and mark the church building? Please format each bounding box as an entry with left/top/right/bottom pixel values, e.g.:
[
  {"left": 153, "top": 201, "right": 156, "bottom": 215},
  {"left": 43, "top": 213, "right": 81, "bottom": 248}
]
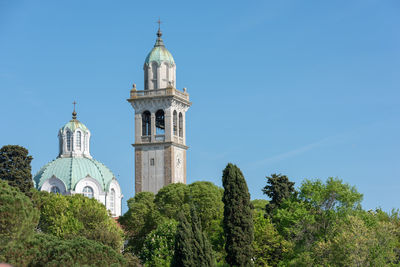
[
  {"left": 33, "top": 108, "right": 123, "bottom": 217},
  {"left": 128, "top": 26, "right": 191, "bottom": 194}
]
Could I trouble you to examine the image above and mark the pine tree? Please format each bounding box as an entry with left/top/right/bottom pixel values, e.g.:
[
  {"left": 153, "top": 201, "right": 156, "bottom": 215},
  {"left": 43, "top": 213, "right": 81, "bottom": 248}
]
[
  {"left": 0, "top": 145, "right": 34, "bottom": 194},
  {"left": 222, "top": 163, "right": 253, "bottom": 266},
  {"left": 262, "top": 173, "right": 296, "bottom": 216}
]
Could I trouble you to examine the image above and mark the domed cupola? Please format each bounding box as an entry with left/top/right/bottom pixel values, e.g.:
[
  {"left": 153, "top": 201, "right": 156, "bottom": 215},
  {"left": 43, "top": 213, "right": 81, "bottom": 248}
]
[
  {"left": 143, "top": 26, "right": 176, "bottom": 90},
  {"left": 58, "top": 105, "right": 91, "bottom": 158}
]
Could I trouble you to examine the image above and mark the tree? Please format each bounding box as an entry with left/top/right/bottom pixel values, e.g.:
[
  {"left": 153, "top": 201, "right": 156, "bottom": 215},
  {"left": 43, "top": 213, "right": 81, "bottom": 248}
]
[
  {"left": 172, "top": 211, "right": 194, "bottom": 266},
  {"left": 252, "top": 210, "right": 292, "bottom": 266},
  {"left": 140, "top": 219, "right": 178, "bottom": 266},
  {"left": 0, "top": 145, "right": 34, "bottom": 194},
  {"left": 172, "top": 208, "right": 215, "bottom": 267},
  {"left": 222, "top": 163, "right": 253, "bottom": 266},
  {"left": 262, "top": 174, "right": 296, "bottom": 216},
  {"left": 34, "top": 191, "right": 123, "bottom": 250},
  {"left": 1, "top": 234, "right": 129, "bottom": 267},
  {"left": 155, "top": 182, "right": 190, "bottom": 219},
  {"left": 119, "top": 191, "right": 161, "bottom": 254},
  {"left": 0, "top": 180, "right": 39, "bottom": 247}
]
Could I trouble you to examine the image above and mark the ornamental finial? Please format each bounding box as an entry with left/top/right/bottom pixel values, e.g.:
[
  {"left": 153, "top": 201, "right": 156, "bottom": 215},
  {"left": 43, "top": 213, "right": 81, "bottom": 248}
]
[
  {"left": 154, "top": 18, "right": 164, "bottom": 47},
  {"left": 72, "top": 101, "right": 77, "bottom": 120}
]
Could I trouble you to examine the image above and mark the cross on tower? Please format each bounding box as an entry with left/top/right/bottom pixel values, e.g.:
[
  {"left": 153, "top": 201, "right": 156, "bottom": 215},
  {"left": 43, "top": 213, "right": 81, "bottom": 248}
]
[
  {"left": 157, "top": 18, "right": 162, "bottom": 30},
  {"left": 73, "top": 101, "right": 77, "bottom": 112}
]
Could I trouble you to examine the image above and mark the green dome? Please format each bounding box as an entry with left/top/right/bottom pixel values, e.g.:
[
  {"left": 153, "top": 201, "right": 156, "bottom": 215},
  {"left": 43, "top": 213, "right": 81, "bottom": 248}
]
[
  {"left": 144, "top": 29, "right": 175, "bottom": 66},
  {"left": 145, "top": 46, "right": 175, "bottom": 65},
  {"left": 60, "top": 119, "right": 89, "bottom": 133},
  {"left": 34, "top": 157, "right": 115, "bottom": 191}
]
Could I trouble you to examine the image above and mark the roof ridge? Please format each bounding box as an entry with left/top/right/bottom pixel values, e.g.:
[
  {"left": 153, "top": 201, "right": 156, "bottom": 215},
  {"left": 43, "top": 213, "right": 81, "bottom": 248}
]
[{"left": 87, "top": 157, "right": 106, "bottom": 190}]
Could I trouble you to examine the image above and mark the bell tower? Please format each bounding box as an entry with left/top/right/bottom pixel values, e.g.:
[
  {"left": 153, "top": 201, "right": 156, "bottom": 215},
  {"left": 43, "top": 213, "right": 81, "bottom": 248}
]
[{"left": 127, "top": 26, "right": 191, "bottom": 194}]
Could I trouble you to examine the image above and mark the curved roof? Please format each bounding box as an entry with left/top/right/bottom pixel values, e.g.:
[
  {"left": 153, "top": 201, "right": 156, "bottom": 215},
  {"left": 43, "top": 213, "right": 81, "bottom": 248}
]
[
  {"left": 60, "top": 119, "right": 89, "bottom": 133},
  {"left": 144, "top": 29, "right": 175, "bottom": 66},
  {"left": 145, "top": 46, "right": 175, "bottom": 65},
  {"left": 34, "top": 157, "right": 115, "bottom": 192}
]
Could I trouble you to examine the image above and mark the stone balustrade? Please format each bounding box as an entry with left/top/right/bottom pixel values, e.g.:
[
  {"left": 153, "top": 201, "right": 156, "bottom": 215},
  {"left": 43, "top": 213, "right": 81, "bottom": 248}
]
[{"left": 130, "top": 87, "right": 189, "bottom": 101}]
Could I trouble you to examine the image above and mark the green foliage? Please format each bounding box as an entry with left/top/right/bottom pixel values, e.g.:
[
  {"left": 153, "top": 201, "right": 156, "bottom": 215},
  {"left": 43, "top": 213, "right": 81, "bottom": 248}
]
[
  {"left": 0, "top": 145, "right": 34, "bottom": 195},
  {"left": 120, "top": 182, "right": 226, "bottom": 263},
  {"left": 1, "top": 233, "right": 128, "bottom": 267},
  {"left": 34, "top": 191, "right": 123, "bottom": 250},
  {"left": 252, "top": 210, "right": 292, "bottom": 266},
  {"left": 252, "top": 199, "right": 269, "bottom": 214},
  {"left": 155, "top": 183, "right": 190, "bottom": 219},
  {"left": 172, "top": 211, "right": 194, "bottom": 267},
  {"left": 0, "top": 180, "right": 39, "bottom": 247},
  {"left": 140, "top": 219, "right": 178, "bottom": 267},
  {"left": 172, "top": 207, "right": 215, "bottom": 267},
  {"left": 119, "top": 192, "right": 161, "bottom": 254},
  {"left": 222, "top": 163, "right": 254, "bottom": 266},
  {"left": 262, "top": 174, "right": 296, "bottom": 216}
]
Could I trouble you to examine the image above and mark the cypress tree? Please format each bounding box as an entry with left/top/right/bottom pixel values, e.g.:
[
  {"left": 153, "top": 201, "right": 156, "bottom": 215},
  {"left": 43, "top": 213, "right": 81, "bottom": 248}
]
[
  {"left": 0, "top": 145, "right": 34, "bottom": 194},
  {"left": 172, "top": 211, "right": 194, "bottom": 266},
  {"left": 190, "top": 206, "right": 215, "bottom": 266},
  {"left": 172, "top": 207, "right": 215, "bottom": 267},
  {"left": 222, "top": 163, "right": 253, "bottom": 266}
]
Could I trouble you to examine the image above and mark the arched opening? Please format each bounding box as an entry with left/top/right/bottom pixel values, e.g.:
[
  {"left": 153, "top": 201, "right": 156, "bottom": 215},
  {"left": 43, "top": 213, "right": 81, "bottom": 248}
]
[
  {"left": 142, "top": 111, "right": 151, "bottom": 136},
  {"left": 179, "top": 112, "right": 183, "bottom": 137},
  {"left": 155, "top": 110, "right": 165, "bottom": 135},
  {"left": 82, "top": 186, "right": 94, "bottom": 199},
  {"left": 76, "top": 131, "right": 81, "bottom": 150},
  {"left": 173, "top": 110, "right": 177, "bottom": 136},
  {"left": 50, "top": 186, "right": 60, "bottom": 194},
  {"left": 110, "top": 189, "right": 115, "bottom": 215},
  {"left": 66, "top": 131, "right": 72, "bottom": 151}
]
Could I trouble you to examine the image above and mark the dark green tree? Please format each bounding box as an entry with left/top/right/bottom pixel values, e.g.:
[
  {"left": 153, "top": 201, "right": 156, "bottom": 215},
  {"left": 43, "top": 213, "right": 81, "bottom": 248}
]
[
  {"left": 172, "top": 207, "right": 215, "bottom": 267},
  {"left": 0, "top": 145, "right": 34, "bottom": 194},
  {"left": 222, "top": 163, "right": 253, "bottom": 266},
  {"left": 262, "top": 174, "right": 296, "bottom": 216},
  {"left": 171, "top": 211, "right": 194, "bottom": 266},
  {"left": 0, "top": 180, "right": 39, "bottom": 247}
]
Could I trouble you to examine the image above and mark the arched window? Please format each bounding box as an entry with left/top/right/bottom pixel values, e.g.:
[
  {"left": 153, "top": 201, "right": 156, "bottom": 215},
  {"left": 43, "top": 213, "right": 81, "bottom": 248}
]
[
  {"left": 76, "top": 131, "right": 81, "bottom": 150},
  {"left": 109, "top": 189, "right": 115, "bottom": 215},
  {"left": 142, "top": 111, "right": 151, "bottom": 136},
  {"left": 66, "top": 131, "right": 72, "bottom": 151},
  {"left": 155, "top": 110, "right": 165, "bottom": 135},
  {"left": 50, "top": 186, "right": 60, "bottom": 194},
  {"left": 173, "top": 110, "right": 177, "bottom": 136},
  {"left": 83, "top": 186, "right": 94, "bottom": 199},
  {"left": 179, "top": 112, "right": 183, "bottom": 137}
]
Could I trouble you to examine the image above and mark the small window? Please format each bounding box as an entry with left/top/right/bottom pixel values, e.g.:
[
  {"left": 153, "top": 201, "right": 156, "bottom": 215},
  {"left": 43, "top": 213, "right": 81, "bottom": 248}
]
[
  {"left": 173, "top": 110, "right": 177, "bottom": 136},
  {"left": 50, "top": 186, "right": 60, "bottom": 194},
  {"left": 179, "top": 112, "right": 183, "bottom": 137},
  {"left": 150, "top": 158, "right": 155, "bottom": 166},
  {"left": 66, "top": 131, "right": 72, "bottom": 151},
  {"left": 83, "top": 186, "right": 94, "bottom": 198},
  {"left": 76, "top": 131, "right": 81, "bottom": 150}
]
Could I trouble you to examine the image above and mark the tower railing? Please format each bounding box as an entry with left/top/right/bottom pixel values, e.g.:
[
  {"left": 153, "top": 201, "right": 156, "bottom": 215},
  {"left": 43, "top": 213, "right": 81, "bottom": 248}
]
[{"left": 130, "top": 88, "right": 189, "bottom": 101}]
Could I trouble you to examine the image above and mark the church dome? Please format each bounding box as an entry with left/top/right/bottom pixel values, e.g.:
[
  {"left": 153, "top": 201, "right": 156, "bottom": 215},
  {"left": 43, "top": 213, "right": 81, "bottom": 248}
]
[
  {"left": 60, "top": 119, "right": 89, "bottom": 134},
  {"left": 144, "top": 28, "right": 175, "bottom": 66},
  {"left": 34, "top": 157, "right": 116, "bottom": 192}
]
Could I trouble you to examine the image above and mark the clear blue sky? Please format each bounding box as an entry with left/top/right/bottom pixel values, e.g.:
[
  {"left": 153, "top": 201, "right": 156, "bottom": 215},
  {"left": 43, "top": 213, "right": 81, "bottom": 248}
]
[{"left": 1, "top": 1, "right": 399, "bottom": 213}]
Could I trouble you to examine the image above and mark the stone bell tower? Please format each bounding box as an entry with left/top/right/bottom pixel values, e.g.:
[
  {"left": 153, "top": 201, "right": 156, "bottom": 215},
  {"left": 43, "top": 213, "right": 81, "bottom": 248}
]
[{"left": 127, "top": 26, "right": 191, "bottom": 194}]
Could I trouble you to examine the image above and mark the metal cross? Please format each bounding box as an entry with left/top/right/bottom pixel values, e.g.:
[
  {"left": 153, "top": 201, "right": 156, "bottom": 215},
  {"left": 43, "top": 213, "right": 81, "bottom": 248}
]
[
  {"left": 157, "top": 18, "right": 162, "bottom": 30},
  {"left": 73, "top": 101, "right": 76, "bottom": 112}
]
